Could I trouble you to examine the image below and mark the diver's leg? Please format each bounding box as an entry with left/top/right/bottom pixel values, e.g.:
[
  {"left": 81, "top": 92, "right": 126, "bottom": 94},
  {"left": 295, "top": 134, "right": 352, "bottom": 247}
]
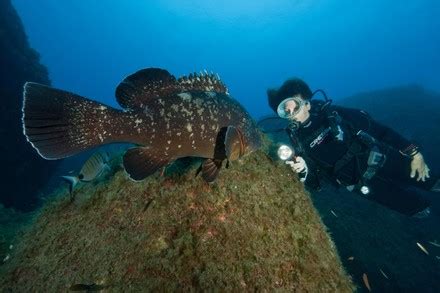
[
  {"left": 430, "top": 178, "right": 440, "bottom": 191},
  {"left": 365, "top": 175, "right": 431, "bottom": 216}
]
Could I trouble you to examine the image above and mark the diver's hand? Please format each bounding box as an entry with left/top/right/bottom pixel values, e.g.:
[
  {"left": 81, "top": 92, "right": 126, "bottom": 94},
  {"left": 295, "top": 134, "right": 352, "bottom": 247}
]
[
  {"left": 286, "top": 156, "right": 307, "bottom": 173},
  {"left": 286, "top": 157, "right": 308, "bottom": 182},
  {"left": 410, "top": 153, "right": 430, "bottom": 182}
]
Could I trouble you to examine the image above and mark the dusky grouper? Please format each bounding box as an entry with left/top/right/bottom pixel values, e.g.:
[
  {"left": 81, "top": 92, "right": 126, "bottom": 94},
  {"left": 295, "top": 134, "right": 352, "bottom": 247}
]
[{"left": 22, "top": 68, "right": 262, "bottom": 182}]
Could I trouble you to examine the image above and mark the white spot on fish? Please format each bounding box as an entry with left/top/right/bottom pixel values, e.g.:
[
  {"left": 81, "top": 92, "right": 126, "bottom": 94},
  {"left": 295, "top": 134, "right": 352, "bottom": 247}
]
[
  {"left": 178, "top": 145, "right": 182, "bottom": 148},
  {"left": 98, "top": 134, "right": 104, "bottom": 142},
  {"left": 181, "top": 108, "right": 192, "bottom": 116},
  {"left": 98, "top": 105, "right": 107, "bottom": 111},
  {"left": 167, "top": 140, "right": 171, "bottom": 144},
  {"left": 194, "top": 98, "right": 203, "bottom": 106},
  {"left": 143, "top": 106, "right": 154, "bottom": 118},
  {"left": 177, "top": 132, "right": 181, "bottom": 136},
  {"left": 178, "top": 92, "right": 192, "bottom": 101},
  {"left": 134, "top": 118, "right": 143, "bottom": 127},
  {"left": 171, "top": 104, "right": 179, "bottom": 112},
  {"left": 186, "top": 123, "right": 192, "bottom": 132}
]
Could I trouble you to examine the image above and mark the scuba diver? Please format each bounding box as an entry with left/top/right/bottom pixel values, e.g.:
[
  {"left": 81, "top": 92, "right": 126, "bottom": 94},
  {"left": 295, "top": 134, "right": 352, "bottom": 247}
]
[{"left": 266, "top": 78, "right": 440, "bottom": 217}]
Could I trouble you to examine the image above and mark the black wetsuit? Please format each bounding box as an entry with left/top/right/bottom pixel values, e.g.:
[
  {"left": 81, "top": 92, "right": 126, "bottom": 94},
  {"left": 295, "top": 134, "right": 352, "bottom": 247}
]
[{"left": 288, "top": 101, "right": 438, "bottom": 216}]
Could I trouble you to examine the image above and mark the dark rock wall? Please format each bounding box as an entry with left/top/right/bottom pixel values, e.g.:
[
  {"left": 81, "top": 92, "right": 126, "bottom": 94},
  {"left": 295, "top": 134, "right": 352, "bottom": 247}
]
[{"left": 0, "top": 0, "right": 58, "bottom": 211}]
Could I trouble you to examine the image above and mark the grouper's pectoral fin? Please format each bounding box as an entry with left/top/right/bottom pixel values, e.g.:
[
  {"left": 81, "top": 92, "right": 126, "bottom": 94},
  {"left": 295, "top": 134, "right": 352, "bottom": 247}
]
[
  {"left": 123, "top": 147, "right": 170, "bottom": 181},
  {"left": 225, "top": 126, "right": 245, "bottom": 161},
  {"left": 201, "top": 159, "right": 223, "bottom": 183}
]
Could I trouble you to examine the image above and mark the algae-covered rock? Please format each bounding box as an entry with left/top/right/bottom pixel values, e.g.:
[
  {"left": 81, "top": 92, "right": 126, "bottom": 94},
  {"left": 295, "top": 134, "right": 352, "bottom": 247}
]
[{"left": 0, "top": 151, "right": 353, "bottom": 291}]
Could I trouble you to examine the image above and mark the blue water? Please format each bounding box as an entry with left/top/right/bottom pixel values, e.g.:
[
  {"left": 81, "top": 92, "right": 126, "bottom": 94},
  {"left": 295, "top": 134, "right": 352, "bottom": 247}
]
[
  {"left": 12, "top": 0, "right": 440, "bottom": 119},
  {"left": 10, "top": 1, "right": 440, "bottom": 291}
]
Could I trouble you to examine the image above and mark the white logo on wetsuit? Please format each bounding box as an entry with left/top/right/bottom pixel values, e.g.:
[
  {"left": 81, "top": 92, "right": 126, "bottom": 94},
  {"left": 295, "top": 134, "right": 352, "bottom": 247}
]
[{"left": 310, "top": 127, "right": 331, "bottom": 148}]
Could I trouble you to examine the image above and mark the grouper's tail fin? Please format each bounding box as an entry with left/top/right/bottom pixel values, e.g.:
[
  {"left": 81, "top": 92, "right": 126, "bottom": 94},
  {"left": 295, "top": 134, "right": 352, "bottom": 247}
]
[{"left": 22, "top": 82, "right": 123, "bottom": 160}]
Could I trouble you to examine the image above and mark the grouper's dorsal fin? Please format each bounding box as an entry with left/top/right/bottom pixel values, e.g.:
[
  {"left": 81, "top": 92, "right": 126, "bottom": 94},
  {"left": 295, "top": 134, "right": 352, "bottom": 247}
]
[
  {"left": 116, "top": 68, "right": 178, "bottom": 110},
  {"left": 176, "top": 70, "right": 229, "bottom": 95},
  {"left": 116, "top": 68, "right": 229, "bottom": 110}
]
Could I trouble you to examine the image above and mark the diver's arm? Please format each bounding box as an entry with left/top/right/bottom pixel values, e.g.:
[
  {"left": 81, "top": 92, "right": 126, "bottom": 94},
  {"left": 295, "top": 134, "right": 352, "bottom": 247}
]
[
  {"left": 369, "top": 121, "right": 431, "bottom": 181},
  {"left": 286, "top": 156, "right": 321, "bottom": 189},
  {"left": 368, "top": 120, "right": 418, "bottom": 155},
  {"left": 303, "top": 168, "right": 321, "bottom": 190},
  {"left": 335, "top": 106, "right": 417, "bottom": 154},
  {"left": 336, "top": 106, "right": 430, "bottom": 180}
]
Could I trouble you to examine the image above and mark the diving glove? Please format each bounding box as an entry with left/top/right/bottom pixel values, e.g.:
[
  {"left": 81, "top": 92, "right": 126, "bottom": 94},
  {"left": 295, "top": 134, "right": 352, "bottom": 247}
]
[
  {"left": 410, "top": 153, "right": 430, "bottom": 182},
  {"left": 286, "top": 156, "right": 308, "bottom": 182}
]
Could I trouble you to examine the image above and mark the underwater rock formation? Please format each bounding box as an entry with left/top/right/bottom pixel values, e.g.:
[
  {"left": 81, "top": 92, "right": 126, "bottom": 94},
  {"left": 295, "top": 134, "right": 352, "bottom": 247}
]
[
  {"left": 0, "top": 151, "right": 353, "bottom": 291},
  {"left": 0, "top": 0, "right": 57, "bottom": 211}
]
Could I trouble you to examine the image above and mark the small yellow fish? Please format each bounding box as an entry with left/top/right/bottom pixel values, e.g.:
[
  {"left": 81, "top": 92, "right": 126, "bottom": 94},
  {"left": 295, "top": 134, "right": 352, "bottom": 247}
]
[
  {"left": 62, "top": 151, "right": 110, "bottom": 194},
  {"left": 362, "top": 273, "right": 371, "bottom": 292},
  {"left": 379, "top": 268, "right": 389, "bottom": 279},
  {"left": 428, "top": 240, "right": 440, "bottom": 248},
  {"left": 416, "top": 242, "right": 429, "bottom": 255},
  {"left": 330, "top": 210, "right": 338, "bottom": 217}
]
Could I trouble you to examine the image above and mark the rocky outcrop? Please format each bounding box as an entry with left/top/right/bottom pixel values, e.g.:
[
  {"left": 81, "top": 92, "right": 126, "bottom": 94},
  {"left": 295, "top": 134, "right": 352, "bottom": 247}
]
[
  {"left": 0, "top": 0, "right": 58, "bottom": 211},
  {"left": 0, "top": 151, "right": 354, "bottom": 291}
]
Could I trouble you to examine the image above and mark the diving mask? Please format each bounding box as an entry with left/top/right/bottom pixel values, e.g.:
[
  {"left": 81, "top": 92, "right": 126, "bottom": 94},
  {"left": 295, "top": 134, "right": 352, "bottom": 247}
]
[{"left": 276, "top": 95, "right": 306, "bottom": 119}]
